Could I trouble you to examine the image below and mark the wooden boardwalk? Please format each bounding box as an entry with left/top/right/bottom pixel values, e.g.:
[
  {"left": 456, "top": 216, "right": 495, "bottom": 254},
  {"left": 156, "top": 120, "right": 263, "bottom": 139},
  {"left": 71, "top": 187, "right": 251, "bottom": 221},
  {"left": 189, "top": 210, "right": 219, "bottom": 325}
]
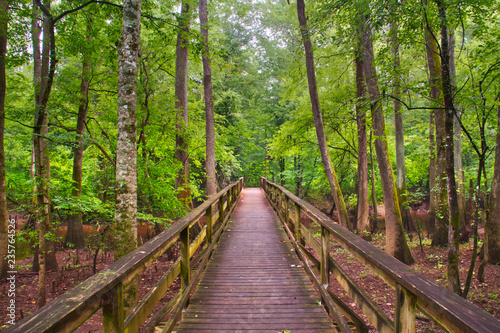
[{"left": 175, "top": 188, "right": 334, "bottom": 332}]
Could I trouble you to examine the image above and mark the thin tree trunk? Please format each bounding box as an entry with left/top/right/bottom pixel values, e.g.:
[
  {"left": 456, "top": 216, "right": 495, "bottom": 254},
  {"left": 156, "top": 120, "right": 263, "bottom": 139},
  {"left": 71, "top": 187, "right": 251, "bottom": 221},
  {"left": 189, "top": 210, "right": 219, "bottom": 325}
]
[
  {"left": 359, "top": 13, "right": 413, "bottom": 265},
  {"left": 296, "top": 0, "right": 350, "bottom": 229},
  {"left": 486, "top": 104, "right": 500, "bottom": 264},
  {"left": 66, "top": 26, "right": 91, "bottom": 249},
  {"left": 429, "top": 109, "right": 436, "bottom": 232},
  {"left": 391, "top": 21, "right": 414, "bottom": 232},
  {"left": 354, "top": 40, "right": 369, "bottom": 233},
  {"left": 449, "top": 28, "right": 466, "bottom": 235},
  {"left": 424, "top": 20, "right": 448, "bottom": 246},
  {"left": 369, "top": 130, "right": 378, "bottom": 228},
  {"left": 200, "top": 0, "right": 216, "bottom": 197},
  {"left": 0, "top": 0, "right": 8, "bottom": 280},
  {"left": 32, "top": 0, "right": 58, "bottom": 307},
  {"left": 175, "top": 1, "right": 192, "bottom": 209},
  {"left": 436, "top": 0, "right": 461, "bottom": 295},
  {"left": 115, "top": 0, "right": 141, "bottom": 312}
]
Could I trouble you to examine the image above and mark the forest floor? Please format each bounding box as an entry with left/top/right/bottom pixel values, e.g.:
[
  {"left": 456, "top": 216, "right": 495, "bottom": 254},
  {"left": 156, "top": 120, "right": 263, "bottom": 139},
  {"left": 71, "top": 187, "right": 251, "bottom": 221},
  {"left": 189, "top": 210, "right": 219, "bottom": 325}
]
[{"left": 1, "top": 216, "right": 499, "bottom": 332}]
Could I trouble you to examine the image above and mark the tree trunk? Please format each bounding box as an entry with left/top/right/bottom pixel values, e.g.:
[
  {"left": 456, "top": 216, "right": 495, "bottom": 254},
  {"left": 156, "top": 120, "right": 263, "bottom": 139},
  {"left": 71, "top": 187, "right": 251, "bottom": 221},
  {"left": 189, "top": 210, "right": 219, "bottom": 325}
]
[
  {"left": 32, "top": 0, "right": 58, "bottom": 307},
  {"left": 486, "top": 104, "right": 500, "bottom": 264},
  {"left": 436, "top": 0, "right": 461, "bottom": 295},
  {"left": 175, "top": 1, "right": 192, "bottom": 209},
  {"left": 429, "top": 109, "right": 436, "bottom": 232},
  {"left": 200, "top": 0, "right": 216, "bottom": 197},
  {"left": 296, "top": 0, "right": 350, "bottom": 229},
  {"left": 449, "top": 28, "right": 466, "bottom": 235},
  {"left": 391, "top": 21, "right": 414, "bottom": 232},
  {"left": 354, "top": 40, "right": 370, "bottom": 233},
  {"left": 359, "top": 13, "right": 413, "bottom": 265},
  {"left": 0, "top": 0, "right": 8, "bottom": 280},
  {"left": 369, "top": 130, "right": 378, "bottom": 226},
  {"left": 66, "top": 26, "right": 91, "bottom": 249},
  {"left": 424, "top": 20, "right": 448, "bottom": 246},
  {"left": 115, "top": 0, "right": 141, "bottom": 312}
]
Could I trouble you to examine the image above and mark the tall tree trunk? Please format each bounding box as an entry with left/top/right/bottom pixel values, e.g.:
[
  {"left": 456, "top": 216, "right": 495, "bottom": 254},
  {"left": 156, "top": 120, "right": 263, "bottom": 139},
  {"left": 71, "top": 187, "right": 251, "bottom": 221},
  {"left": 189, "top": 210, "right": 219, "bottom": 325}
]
[
  {"left": 66, "top": 26, "right": 92, "bottom": 249},
  {"left": 354, "top": 40, "right": 370, "bottom": 233},
  {"left": 429, "top": 109, "right": 436, "bottom": 232},
  {"left": 200, "top": 0, "right": 216, "bottom": 197},
  {"left": 0, "top": 0, "right": 8, "bottom": 280},
  {"left": 175, "top": 1, "right": 192, "bottom": 209},
  {"left": 32, "top": 0, "right": 58, "bottom": 307},
  {"left": 424, "top": 20, "right": 448, "bottom": 246},
  {"left": 359, "top": 13, "right": 413, "bottom": 265},
  {"left": 391, "top": 21, "right": 413, "bottom": 232},
  {"left": 115, "top": 0, "right": 141, "bottom": 312},
  {"left": 449, "top": 28, "right": 466, "bottom": 235},
  {"left": 436, "top": 0, "right": 461, "bottom": 295},
  {"left": 369, "top": 130, "right": 378, "bottom": 226},
  {"left": 486, "top": 104, "right": 500, "bottom": 265},
  {"left": 296, "top": 0, "right": 350, "bottom": 229}
]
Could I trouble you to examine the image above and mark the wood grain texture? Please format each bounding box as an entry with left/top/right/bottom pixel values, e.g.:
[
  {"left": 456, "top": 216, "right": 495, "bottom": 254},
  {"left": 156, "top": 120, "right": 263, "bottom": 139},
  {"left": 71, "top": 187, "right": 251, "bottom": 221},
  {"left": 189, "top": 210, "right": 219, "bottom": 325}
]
[{"left": 175, "top": 188, "right": 334, "bottom": 332}]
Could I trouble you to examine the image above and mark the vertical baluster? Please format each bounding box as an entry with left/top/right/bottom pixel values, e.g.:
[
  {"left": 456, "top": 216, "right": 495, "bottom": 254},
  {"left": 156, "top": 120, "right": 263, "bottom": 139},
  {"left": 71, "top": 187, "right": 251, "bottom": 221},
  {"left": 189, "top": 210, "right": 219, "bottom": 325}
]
[
  {"left": 321, "top": 226, "right": 330, "bottom": 286},
  {"left": 180, "top": 226, "right": 190, "bottom": 289},
  {"left": 219, "top": 193, "right": 225, "bottom": 224},
  {"left": 294, "top": 203, "right": 301, "bottom": 243},
  {"left": 206, "top": 203, "right": 213, "bottom": 244},
  {"left": 395, "top": 284, "right": 417, "bottom": 333},
  {"left": 285, "top": 196, "right": 290, "bottom": 226},
  {"left": 102, "top": 282, "right": 124, "bottom": 333}
]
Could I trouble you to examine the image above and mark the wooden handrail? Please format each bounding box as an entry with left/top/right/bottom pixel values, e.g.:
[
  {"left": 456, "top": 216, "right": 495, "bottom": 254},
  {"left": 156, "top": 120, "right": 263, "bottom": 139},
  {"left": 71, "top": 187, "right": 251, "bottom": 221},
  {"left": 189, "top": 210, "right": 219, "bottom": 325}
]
[
  {"left": 262, "top": 178, "right": 500, "bottom": 333},
  {"left": 5, "top": 178, "right": 244, "bottom": 333}
]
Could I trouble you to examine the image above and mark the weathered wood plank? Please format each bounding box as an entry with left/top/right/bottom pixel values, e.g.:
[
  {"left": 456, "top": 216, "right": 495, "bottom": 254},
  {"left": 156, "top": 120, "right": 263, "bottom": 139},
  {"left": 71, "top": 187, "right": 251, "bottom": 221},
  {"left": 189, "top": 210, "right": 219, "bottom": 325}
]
[{"left": 176, "top": 188, "right": 334, "bottom": 332}]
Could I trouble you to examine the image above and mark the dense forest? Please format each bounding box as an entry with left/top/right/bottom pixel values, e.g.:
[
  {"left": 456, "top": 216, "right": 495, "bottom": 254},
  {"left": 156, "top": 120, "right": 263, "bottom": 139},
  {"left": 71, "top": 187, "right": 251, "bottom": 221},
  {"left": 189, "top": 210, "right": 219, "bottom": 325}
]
[{"left": 0, "top": 0, "right": 499, "bottom": 323}]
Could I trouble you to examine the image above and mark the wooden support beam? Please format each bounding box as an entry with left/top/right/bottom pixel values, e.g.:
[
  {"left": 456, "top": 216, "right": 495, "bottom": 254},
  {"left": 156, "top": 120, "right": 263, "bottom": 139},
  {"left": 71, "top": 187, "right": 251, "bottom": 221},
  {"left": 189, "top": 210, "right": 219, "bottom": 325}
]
[
  {"left": 102, "top": 283, "right": 124, "bottom": 333},
  {"left": 180, "top": 226, "right": 190, "bottom": 289},
  {"left": 321, "top": 225, "right": 330, "bottom": 286},
  {"left": 206, "top": 203, "right": 213, "bottom": 244},
  {"left": 395, "top": 284, "right": 417, "bottom": 333}
]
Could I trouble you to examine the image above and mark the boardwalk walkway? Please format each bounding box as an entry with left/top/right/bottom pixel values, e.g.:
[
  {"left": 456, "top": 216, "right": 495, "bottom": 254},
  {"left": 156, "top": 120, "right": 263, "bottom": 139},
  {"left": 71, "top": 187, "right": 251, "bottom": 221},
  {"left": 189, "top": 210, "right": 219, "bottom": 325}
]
[{"left": 175, "top": 188, "right": 334, "bottom": 332}]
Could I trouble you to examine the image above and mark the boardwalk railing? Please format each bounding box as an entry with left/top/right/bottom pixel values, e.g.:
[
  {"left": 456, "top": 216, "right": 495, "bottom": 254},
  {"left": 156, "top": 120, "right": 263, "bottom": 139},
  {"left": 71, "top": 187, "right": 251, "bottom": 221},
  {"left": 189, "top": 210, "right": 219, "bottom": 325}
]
[
  {"left": 6, "top": 178, "right": 244, "bottom": 333},
  {"left": 261, "top": 178, "right": 500, "bottom": 333}
]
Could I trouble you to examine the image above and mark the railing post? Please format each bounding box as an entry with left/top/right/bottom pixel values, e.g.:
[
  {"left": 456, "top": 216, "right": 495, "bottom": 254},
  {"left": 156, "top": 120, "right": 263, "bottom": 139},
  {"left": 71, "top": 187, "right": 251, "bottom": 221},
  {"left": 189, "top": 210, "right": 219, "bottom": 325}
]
[
  {"left": 180, "top": 225, "right": 190, "bottom": 289},
  {"left": 321, "top": 226, "right": 330, "bottom": 286},
  {"left": 219, "top": 193, "right": 225, "bottom": 224},
  {"left": 294, "top": 203, "right": 301, "bottom": 242},
  {"left": 102, "top": 283, "right": 124, "bottom": 333},
  {"left": 395, "top": 284, "right": 417, "bottom": 333},
  {"left": 206, "top": 203, "right": 213, "bottom": 244},
  {"left": 285, "top": 196, "right": 290, "bottom": 226}
]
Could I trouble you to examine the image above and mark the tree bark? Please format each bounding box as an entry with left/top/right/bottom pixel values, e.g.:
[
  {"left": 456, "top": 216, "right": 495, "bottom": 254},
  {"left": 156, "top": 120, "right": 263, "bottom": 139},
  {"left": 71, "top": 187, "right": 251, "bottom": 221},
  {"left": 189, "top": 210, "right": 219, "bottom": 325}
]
[
  {"left": 296, "top": 0, "right": 350, "bottom": 229},
  {"left": 424, "top": 20, "right": 448, "bottom": 246},
  {"left": 449, "top": 28, "right": 466, "bottom": 235},
  {"left": 0, "top": 0, "right": 8, "bottom": 280},
  {"left": 115, "top": 0, "right": 141, "bottom": 312},
  {"left": 32, "top": 0, "right": 58, "bottom": 307},
  {"left": 354, "top": 39, "right": 370, "bottom": 233},
  {"left": 390, "top": 21, "right": 414, "bottom": 232},
  {"left": 66, "top": 26, "right": 92, "bottom": 249},
  {"left": 175, "top": 1, "right": 192, "bottom": 209},
  {"left": 436, "top": 0, "right": 461, "bottom": 295},
  {"left": 359, "top": 13, "right": 413, "bottom": 265},
  {"left": 486, "top": 104, "right": 500, "bottom": 265},
  {"left": 200, "top": 0, "right": 216, "bottom": 197}
]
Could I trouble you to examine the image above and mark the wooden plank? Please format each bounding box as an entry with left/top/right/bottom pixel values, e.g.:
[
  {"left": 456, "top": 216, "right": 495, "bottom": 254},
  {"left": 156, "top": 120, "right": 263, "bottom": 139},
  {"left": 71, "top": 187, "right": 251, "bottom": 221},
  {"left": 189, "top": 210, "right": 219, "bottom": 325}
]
[
  {"left": 176, "top": 188, "right": 334, "bottom": 332},
  {"left": 102, "top": 283, "right": 124, "bottom": 333}
]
